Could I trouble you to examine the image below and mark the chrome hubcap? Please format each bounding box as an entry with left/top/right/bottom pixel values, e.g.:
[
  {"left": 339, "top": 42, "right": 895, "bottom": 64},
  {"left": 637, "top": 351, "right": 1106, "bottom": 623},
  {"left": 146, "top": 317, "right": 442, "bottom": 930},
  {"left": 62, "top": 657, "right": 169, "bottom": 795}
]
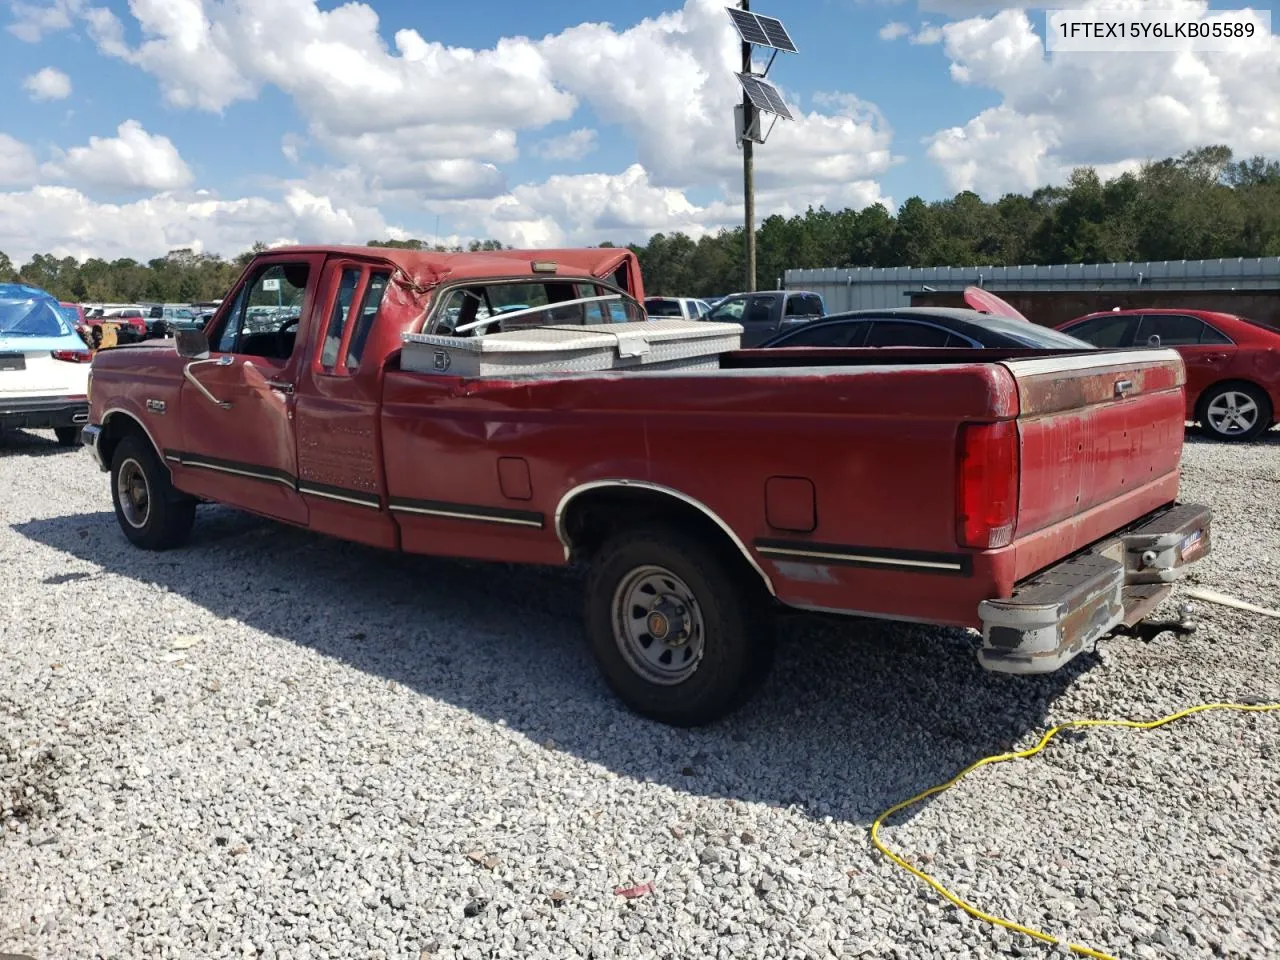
[
  {"left": 1206, "top": 391, "right": 1258, "bottom": 435},
  {"left": 116, "top": 458, "right": 151, "bottom": 529},
  {"left": 612, "top": 565, "right": 705, "bottom": 685}
]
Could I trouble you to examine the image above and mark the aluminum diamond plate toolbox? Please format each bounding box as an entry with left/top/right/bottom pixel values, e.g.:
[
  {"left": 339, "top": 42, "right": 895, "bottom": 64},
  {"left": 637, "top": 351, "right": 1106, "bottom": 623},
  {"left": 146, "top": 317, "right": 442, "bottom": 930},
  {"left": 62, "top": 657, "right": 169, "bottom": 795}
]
[{"left": 401, "top": 320, "right": 743, "bottom": 377}]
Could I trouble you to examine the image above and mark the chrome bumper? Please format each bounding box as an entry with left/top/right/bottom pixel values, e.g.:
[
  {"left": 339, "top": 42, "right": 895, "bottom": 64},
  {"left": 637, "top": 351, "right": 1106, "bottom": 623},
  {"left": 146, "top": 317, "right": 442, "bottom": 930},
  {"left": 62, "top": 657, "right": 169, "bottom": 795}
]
[
  {"left": 82, "top": 423, "right": 107, "bottom": 470},
  {"left": 977, "top": 503, "right": 1212, "bottom": 675}
]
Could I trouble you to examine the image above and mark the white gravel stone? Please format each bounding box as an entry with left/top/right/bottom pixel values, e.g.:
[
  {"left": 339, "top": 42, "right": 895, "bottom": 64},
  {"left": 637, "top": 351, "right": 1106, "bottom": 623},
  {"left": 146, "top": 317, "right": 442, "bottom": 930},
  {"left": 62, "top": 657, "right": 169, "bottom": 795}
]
[{"left": 0, "top": 425, "right": 1278, "bottom": 959}]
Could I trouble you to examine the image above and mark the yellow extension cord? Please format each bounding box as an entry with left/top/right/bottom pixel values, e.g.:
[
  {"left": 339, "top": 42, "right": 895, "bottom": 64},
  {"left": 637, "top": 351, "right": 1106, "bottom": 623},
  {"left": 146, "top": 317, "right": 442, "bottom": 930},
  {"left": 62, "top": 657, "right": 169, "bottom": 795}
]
[{"left": 871, "top": 700, "right": 1280, "bottom": 960}]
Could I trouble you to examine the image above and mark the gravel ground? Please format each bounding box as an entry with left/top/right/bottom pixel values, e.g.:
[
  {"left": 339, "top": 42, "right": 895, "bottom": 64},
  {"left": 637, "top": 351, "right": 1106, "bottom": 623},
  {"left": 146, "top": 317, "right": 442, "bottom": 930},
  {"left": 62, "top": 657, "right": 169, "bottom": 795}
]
[{"left": 1, "top": 425, "right": 1278, "bottom": 960}]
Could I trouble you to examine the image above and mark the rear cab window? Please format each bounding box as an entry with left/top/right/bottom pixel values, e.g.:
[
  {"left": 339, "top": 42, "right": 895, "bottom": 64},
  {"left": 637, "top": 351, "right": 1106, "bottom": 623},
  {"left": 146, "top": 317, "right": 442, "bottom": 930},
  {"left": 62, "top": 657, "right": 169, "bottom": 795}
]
[
  {"left": 645, "top": 298, "right": 684, "bottom": 318},
  {"left": 428, "top": 278, "right": 641, "bottom": 337}
]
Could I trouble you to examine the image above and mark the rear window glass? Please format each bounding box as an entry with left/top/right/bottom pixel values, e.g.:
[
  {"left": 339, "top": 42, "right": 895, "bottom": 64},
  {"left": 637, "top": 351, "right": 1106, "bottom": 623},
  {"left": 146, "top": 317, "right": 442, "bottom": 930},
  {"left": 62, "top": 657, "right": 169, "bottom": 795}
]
[
  {"left": 645, "top": 298, "right": 684, "bottom": 317},
  {"left": 977, "top": 315, "right": 1096, "bottom": 349}
]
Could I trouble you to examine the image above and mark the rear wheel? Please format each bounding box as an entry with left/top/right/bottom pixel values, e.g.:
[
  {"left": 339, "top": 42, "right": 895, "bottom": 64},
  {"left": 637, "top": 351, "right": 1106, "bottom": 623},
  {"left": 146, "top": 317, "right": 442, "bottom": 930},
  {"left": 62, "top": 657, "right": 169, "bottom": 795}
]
[
  {"left": 54, "top": 426, "right": 80, "bottom": 447},
  {"left": 110, "top": 435, "right": 196, "bottom": 550},
  {"left": 584, "top": 525, "right": 774, "bottom": 727},
  {"left": 1200, "top": 382, "right": 1272, "bottom": 442}
]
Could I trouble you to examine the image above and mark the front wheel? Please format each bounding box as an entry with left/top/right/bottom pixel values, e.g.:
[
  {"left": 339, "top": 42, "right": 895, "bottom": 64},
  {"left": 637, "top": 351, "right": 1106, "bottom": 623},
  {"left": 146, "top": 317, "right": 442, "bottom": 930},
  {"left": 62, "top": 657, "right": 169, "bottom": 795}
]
[
  {"left": 1200, "top": 382, "right": 1272, "bottom": 442},
  {"left": 110, "top": 435, "right": 197, "bottom": 550},
  {"left": 583, "top": 525, "right": 775, "bottom": 727}
]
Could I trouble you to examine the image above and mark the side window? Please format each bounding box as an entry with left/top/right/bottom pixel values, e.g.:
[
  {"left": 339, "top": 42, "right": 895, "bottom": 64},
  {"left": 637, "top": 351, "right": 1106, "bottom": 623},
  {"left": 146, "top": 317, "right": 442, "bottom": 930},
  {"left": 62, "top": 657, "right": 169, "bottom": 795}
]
[
  {"left": 212, "top": 261, "right": 311, "bottom": 359},
  {"left": 321, "top": 268, "right": 361, "bottom": 371},
  {"left": 1136, "top": 313, "right": 1208, "bottom": 346},
  {"left": 1200, "top": 322, "right": 1232, "bottom": 345},
  {"left": 345, "top": 272, "right": 390, "bottom": 373},
  {"left": 707, "top": 297, "right": 746, "bottom": 322},
  {"left": 1064, "top": 315, "right": 1138, "bottom": 348},
  {"left": 785, "top": 294, "right": 823, "bottom": 318},
  {"left": 864, "top": 321, "right": 954, "bottom": 347},
  {"left": 744, "top": 295, "right": 774, "bottom": 324},
  {"left": 776, "top": 321, "right": 867, "bottom": 347}
]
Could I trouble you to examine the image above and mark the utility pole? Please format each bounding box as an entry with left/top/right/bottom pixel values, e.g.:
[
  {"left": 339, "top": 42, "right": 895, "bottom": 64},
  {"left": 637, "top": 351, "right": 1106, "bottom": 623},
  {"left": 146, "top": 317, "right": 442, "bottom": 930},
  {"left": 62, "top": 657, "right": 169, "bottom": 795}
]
[{"left": 741, "top": 0, "right": 756, "bottom": 292}]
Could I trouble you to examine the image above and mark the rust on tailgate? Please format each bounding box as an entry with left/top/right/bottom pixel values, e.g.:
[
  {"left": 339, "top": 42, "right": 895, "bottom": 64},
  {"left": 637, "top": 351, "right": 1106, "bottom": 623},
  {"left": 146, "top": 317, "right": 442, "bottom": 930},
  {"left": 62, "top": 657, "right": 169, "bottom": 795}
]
[{"left": 1013, "top": 357, "right": 1183, "bottom": 418}]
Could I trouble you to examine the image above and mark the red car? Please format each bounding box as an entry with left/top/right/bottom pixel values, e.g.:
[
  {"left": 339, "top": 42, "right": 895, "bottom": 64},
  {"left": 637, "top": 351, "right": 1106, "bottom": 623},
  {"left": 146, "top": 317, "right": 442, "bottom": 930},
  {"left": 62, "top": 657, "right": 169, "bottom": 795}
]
[{"left": 1058, "top": 309, "right": 1280, "bottom": 442}]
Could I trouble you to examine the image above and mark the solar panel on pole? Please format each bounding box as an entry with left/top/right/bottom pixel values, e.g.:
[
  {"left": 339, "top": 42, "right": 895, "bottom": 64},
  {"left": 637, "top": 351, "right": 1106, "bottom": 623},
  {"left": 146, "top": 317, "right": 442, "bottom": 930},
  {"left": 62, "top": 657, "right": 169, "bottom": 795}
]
[
  {"left": 754, "top": 13, "right": 797, "bottom": 53},
  {"left": 726, "top": 6, "right": 770, "bottom": 45},
  {"left": 736, "top": 73, "right": 794, "bottom": 121}
]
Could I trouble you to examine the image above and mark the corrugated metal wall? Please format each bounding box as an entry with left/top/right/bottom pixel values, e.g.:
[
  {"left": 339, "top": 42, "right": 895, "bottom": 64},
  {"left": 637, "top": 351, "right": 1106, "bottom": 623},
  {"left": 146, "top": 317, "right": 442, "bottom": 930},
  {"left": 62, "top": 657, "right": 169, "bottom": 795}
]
[{"left": 784, "top": 258, "right": 1280, "bottom": 313}]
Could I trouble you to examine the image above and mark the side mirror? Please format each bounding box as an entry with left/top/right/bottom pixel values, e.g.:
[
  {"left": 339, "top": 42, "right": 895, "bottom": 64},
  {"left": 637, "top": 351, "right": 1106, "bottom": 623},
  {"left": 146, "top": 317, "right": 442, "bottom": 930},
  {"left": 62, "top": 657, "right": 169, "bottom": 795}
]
[
  {"left": 175, "top": 327, "right": 210, "bottom": 360},
  {"left": 1147, "top": 334, "right": 1162, "bottom": 347}
]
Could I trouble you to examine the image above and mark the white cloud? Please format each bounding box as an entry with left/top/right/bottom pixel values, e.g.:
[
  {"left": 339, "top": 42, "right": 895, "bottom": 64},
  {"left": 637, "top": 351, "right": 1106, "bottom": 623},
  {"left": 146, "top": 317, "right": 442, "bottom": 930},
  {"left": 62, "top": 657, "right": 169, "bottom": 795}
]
[
  {"left": 924, "top": 2, "right": 1280, "bottom": 196},
  {"left": 879, "top": 21, "right": 911, "bottom": 40},
  {"left": 532, "top": 128, "right": 598, "bottom": 162},
  {"left": 2, "top": 0, "right": 899, "bottom": 257},
  {"left": 43, "top": 120, "right": 194, "bottom": 191},
  {"left": 22, "top": 66, "right": 73, "bottom": 101},
  {"left": 7, "top": 0, "right": 81, "bottom": 42},
  {"left": 911, "top": 23, "right": 945, "bottom": 44},
  {"left": 0, "top": 184, "right": 399, "bottom": 263},
  {"left": 0, "top": 134, "right": 40, "bottom": 187}
]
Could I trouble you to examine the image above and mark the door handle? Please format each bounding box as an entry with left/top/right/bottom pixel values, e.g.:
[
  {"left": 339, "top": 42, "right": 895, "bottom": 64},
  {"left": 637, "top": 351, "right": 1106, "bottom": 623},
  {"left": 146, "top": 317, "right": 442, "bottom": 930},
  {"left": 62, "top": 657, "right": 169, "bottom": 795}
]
[
  {"left": 184, "top": 355, "right": 234, "bottom": 409},
  {"left": 265, "top": 379, "right": 294, "bottom": 395}
]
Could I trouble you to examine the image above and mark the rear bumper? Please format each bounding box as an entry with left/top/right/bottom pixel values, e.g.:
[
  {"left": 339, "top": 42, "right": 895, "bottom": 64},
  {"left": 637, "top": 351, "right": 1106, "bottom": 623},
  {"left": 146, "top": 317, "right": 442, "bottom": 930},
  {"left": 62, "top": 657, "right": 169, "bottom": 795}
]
[
  {"left": 977, "top": 502, "right": 1211, "bottom": 674},
  {"left": 0, "top": 395, "right": 90, "bottom": 431}
]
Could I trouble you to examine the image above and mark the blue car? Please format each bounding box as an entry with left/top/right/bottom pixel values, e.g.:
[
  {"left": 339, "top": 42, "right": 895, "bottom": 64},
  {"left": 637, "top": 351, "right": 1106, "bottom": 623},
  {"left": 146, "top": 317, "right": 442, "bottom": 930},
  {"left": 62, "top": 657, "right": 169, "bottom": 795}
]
[{"left": 0, "top": 283, "right": 93, "bottom": 445}]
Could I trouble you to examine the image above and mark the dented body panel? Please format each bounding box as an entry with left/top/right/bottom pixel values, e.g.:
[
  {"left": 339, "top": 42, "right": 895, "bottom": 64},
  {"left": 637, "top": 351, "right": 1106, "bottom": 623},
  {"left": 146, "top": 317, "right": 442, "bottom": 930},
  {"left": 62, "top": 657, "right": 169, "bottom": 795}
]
[{"left": 85, "top": 245, "right": 1212, "bottom": 678}]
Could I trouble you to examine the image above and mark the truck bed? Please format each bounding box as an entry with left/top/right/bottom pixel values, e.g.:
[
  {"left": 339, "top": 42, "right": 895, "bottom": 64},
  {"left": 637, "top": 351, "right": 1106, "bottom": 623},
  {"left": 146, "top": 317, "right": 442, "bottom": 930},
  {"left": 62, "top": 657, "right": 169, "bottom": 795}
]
[{"left": 378, "top": 345, "right": 1186, "bottom": 628}]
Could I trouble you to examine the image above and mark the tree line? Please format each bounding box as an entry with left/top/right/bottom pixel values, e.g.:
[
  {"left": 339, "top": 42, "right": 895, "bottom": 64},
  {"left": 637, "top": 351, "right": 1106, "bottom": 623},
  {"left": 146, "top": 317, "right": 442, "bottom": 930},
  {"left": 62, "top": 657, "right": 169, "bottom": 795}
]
[{"left": 2, "top": 145, "right": 1277, "bottom": 304}]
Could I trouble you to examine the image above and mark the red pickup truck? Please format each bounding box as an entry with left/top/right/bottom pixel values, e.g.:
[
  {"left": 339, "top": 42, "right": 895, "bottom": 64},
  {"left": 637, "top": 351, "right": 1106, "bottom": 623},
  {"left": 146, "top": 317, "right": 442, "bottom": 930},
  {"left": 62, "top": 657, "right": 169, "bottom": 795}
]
[{"left": 82, "top": 245, "right": 1211, "bottom": 726}]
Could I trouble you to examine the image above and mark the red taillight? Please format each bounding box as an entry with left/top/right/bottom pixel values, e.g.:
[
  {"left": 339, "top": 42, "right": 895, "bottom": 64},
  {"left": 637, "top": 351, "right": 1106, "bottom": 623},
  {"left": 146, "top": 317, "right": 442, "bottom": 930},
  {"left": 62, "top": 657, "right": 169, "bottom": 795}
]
[
  {"left": 956, "top": 420, "right": 1019, "bottom": 550},
  {"left": 51, "top": 349, "right": 92, "bottom": 363}
]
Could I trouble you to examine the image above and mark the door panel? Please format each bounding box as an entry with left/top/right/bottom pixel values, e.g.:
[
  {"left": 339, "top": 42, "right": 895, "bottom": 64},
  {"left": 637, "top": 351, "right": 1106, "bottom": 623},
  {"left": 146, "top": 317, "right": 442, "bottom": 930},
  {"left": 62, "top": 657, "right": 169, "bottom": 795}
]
[
  {"left": 171, "top": 253, "right": 325, "bottom": 525},
  {"left": 740, "top": 295, "right": 780, "bottom": 346},
  {"left": 175, "top": 355, "right": 308, "bottom": 523},
  {"left": 294, "top": 260, "right": 399, "bottom": 549}
]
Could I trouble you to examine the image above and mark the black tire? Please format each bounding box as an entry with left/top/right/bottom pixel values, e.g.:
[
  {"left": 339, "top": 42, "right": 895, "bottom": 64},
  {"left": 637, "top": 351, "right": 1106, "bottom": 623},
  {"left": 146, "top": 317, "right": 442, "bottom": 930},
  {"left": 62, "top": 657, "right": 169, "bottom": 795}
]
[
  {"left": 583, "top": 525, "right": 774, "bottom": 727},
  {"left": 109, "top": 435, "right": 197, "bottom": 550},
  {"left": 1198, "top": 382, "right": 1272, "bottom": 442},
  {"left": 54, "top": 426, "right": 81, "bottom": 447}
]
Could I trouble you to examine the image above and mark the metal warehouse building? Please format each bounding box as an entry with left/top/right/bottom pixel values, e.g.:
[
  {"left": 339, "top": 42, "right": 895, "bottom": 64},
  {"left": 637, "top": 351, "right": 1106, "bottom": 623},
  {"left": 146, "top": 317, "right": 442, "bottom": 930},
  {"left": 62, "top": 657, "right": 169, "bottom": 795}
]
[{"left": 784, "top": 258, "right": 1280, "bottom": 327}]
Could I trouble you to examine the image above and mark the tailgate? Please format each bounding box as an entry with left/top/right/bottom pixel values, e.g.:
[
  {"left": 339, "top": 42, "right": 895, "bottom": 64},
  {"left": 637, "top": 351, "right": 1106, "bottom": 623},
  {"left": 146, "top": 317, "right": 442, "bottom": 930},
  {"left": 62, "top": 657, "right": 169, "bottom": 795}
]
[{"left": 1003, "top": 348, "right": 1186, "bottom": 544}]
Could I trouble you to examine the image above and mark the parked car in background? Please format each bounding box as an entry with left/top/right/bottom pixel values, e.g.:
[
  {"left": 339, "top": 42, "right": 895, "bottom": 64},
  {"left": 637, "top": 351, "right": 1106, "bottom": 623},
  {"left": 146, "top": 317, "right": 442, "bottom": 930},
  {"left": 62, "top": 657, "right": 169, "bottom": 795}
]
[
  {"left": 85, "top": 305, "right": 147, "bottom": 344},
  {"left": 57, "top": 302, "right": 93, "bottom": 347},
  {"left": 760, "top": 307, "right": 1097, "bottom": 350},
  {"left": 1058, "top": 309, "right": 1280, "bottom": 442},
  {"left": 644, "top": 296, "right": 713, "bottom": 320},
  {"left": 0, "top": 283, "right": 91, "bottom": 445},
  {"left": 704, "top": 290, "right": 826, "bottom": 346},
  {"left": 160, "top": 304, "right": 199, "bottom": 335}
]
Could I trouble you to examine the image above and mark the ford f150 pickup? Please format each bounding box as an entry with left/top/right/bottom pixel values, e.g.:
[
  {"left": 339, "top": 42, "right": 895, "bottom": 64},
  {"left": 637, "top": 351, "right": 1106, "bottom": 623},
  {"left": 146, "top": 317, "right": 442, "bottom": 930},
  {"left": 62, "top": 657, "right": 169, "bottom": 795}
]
[{"left": 82, "top": 245, "right": 1212, "bottom": 726}]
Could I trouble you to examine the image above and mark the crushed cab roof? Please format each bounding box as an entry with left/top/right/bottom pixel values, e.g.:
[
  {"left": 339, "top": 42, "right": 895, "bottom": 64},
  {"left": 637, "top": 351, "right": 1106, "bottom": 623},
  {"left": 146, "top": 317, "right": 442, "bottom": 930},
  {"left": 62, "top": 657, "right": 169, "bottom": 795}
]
[{"left": 261, "top": 245, "right": 638, "bottom": 294}]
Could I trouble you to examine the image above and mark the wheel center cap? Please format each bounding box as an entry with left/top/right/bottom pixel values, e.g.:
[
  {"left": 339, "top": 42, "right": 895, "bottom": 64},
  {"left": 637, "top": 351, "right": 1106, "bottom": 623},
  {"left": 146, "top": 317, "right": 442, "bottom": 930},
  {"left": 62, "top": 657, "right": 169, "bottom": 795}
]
[{"left": 647, "top": 611, "right": 671, "bottom": 640}]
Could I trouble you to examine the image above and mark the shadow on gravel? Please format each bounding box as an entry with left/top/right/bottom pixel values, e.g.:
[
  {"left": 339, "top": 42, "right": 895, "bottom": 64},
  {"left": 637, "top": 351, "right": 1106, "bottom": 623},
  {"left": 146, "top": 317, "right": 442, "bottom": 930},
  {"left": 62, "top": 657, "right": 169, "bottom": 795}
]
[
  {"left": 0, "top": 429, "right": 78, "bottom": 458},
  {"left": 16, "top": 507, "right": 1093, "bottom": 827}
]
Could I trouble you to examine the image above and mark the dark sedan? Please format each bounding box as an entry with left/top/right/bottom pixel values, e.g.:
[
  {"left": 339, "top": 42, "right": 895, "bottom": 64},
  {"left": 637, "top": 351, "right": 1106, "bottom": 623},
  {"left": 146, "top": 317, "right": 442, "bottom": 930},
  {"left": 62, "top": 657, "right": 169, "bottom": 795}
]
[{"left": 758, "top": 307, "right": 1095, "bottom": 350}]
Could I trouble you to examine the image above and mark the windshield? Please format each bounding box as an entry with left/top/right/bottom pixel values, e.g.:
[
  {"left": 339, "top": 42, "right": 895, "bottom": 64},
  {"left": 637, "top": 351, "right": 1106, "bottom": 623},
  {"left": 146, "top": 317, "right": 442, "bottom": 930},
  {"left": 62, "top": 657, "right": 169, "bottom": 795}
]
[
  {"left": 976, "top": 315, "right": 1095, "bottom": 349},
  {"left": 56, "top": 304, "right": 81, "bottom": 324},
  {"left": 0, "top": 297, "right": 72, "bottom": 337}
]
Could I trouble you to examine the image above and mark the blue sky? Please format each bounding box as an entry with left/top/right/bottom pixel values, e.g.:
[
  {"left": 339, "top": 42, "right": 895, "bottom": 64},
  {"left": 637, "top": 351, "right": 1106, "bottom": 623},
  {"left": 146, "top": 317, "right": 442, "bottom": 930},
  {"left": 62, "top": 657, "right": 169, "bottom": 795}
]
[{"left": 0, "top": 0, "right": 1276, "bottom": 260}]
